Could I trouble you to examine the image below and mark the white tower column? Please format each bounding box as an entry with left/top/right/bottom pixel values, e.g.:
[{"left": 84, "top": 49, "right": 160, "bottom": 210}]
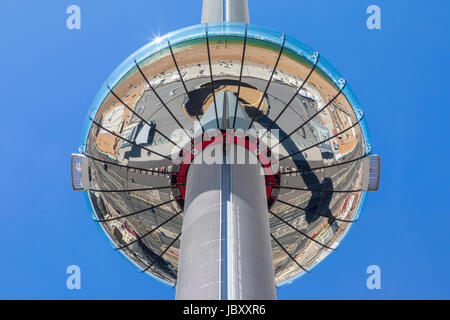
[
  {"left": 202, "top": 0, "right": 250, "bottom": 23},
  {"left": 226, "top": 0, "right": 250, "bottom": 23},
  {"left": 176, "top": 146, "right": 276, "bottom": 300},
  {"left": 175, "top": 92, "right": 276, "bottom": 300}
]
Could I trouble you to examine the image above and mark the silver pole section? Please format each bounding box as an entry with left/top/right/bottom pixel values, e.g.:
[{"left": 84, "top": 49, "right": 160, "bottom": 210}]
[
  {"left": 226, "top": 146, "right": 276, "bottom": 300},
  {"left": 176, "top": 146, "right": 276, "bottom": 300},
  {"left": 175, "top": 159, "right": 222, "bottom": 299},
  {"left": 201, "top": 0, "right": 250, "bottom": 23},
  {"left": 201, "top": 0, "right": 224, "bottom": 23},
  {"left": 226, "top": 0, "right": 250, "bottom": 23}
]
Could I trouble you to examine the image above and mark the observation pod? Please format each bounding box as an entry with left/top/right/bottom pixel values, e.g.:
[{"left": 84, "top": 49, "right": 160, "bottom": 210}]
[{"left": 71, "top": 0, "right": 380, "bottom": 300}]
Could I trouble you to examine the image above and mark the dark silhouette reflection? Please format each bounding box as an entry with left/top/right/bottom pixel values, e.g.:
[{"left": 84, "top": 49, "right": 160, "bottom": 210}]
[
  {"left": 184, "top": 79, "right": 261, "bottom": 117},
  {"left": 89, "top": 191, "right": 107, "bottom": 220},
  {"left": 305, "top": 177, "right": 333, "bottom": 224},
  {"left": 258, "top": 111, "right": 337, "bottom": 229}
]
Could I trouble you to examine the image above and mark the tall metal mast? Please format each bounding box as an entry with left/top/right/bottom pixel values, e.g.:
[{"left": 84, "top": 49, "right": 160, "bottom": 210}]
[{"left": 201, "top": 0, "right": 250, "bottom": 23}]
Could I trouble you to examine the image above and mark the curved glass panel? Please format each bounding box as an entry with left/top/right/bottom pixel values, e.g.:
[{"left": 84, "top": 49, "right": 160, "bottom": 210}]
[
  {"left": 284, "top": 34, "right": 317, "bottom": 65},
  {"left": 246, "top": 24, "right": 284, "bottom": 46},
  {"left": 207, "top": 22, "right": 246, "bottom": 37}
]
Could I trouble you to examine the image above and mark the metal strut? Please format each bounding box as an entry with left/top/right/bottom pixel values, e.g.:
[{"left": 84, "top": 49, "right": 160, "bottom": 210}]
[
  {"left": 270, "top": 233, "right": 309, "bottom": 273},
  {"left": 141, "top": 233, "right": 182, "bottom": 273},
  {"left": 81, "top": 152, "right": 171, "bottom": 176},
  {"left": 205, "top": 26, "right": 220, "bottom": 129},
  {"left": 273, "top": 81, "right": 346, "bottom": 148},
  {"left": 134, "top": 59, "right": 192, "bottom": 138},
  {"left": 89, "top": 117, "right": 171, "bottom": 160},
  {"left": 107, "top": 85, "right": 182, "bottom": 149},
  {"left": 90, "top": 186, "right": 171, "bottom": 193},
  {"left": 270, "top": 210, "right": 336, "bottom": 250},
  {"left": 262, "top": 53, "right": 320, "bottom": 138},
  {"left": 248, "top": 34, "right": 286, "bottom": 129},
  {"left": 167, "top": 41, "right": 205, "bottom": 133},
  {"left": 279, "top": 119, "right": 362, "bottom": 161},
  {"left": 114, "top": 211, "right": 183, "bottom": 250},
  {"left": 279, "top": 186, "right": 363, "bottom": 194},
  {"left": 275, "top": 198, "right": 357, "bottom": 223},
  {"left": 94, "top": 199, "right": 176, "bottom": 222},
  {"left": 278, "top": 153, "right": 369, "bottom": 176},
  {"left": 232, "top": 24, "right": 248, "bottom": 129}
]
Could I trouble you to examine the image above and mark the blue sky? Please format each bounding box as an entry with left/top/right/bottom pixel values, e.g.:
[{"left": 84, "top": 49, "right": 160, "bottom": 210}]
[{"left": 0, "top": 0, "right": 449, "bottom": 299}]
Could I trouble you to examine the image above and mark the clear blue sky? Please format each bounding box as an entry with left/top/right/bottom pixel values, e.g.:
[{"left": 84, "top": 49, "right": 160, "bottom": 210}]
[{"left": 0, "top": 0, "right": 449, "bottom": 299}]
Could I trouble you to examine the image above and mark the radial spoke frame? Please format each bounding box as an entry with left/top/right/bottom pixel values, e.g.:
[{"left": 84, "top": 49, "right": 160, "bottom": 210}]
[
  {"left": 114, "top": 210, "right": 183, "bottom": 250},
  {"left": 94, "top": 198, "right": 176, "bottom": 223},
  {"left": 271, "top": 233, "right": 309, "bottom": 273},
  {"left": 248, "top": 34, "right": 287, "bottom": 129},
  {"left": 141, "top": 232, "right": 182, "bottom": 273},
  {"left": 270, "top": 210, "right": 336, "bottom": 251}
]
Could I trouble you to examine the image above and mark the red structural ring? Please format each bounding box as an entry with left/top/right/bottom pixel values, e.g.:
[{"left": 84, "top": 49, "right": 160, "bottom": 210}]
[{"left": 171, "top": 131, "right": 280, "bottom": 209}]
